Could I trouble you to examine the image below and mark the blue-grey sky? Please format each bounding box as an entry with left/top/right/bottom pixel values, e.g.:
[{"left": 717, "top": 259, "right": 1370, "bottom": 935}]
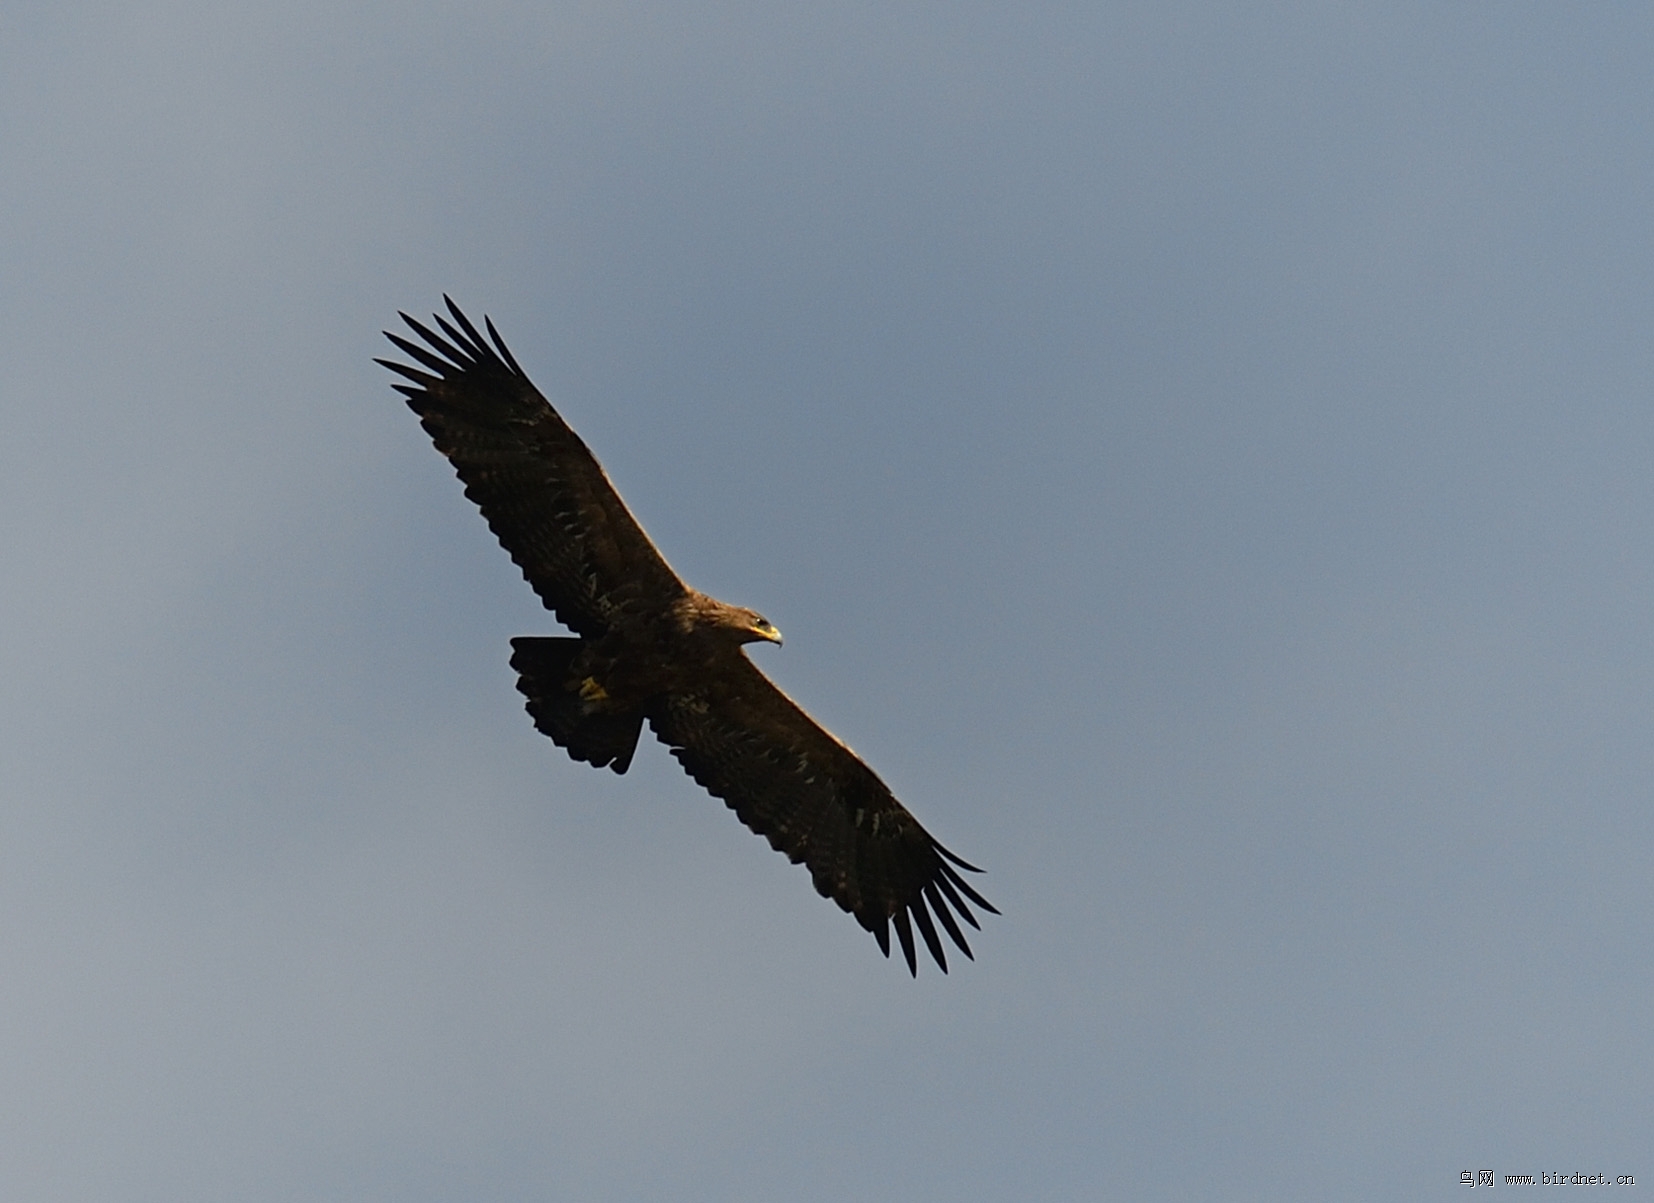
[{"left": 3, "top": 4, "right": 1651, "bottom": 1199}]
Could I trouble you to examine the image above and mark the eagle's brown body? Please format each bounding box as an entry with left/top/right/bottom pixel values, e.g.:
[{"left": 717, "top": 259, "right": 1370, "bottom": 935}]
[{"left": 379, "top": 299, "right": 994, "bottom": 974}]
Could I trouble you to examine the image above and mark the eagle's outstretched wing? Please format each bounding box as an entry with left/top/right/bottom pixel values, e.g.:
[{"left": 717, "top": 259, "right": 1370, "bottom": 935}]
[
  {"left": 649, "top": 656, "right": 997, "bottom": 974},
  {"left": 378, "top": 298, "right": 687, "bottom": 637}
]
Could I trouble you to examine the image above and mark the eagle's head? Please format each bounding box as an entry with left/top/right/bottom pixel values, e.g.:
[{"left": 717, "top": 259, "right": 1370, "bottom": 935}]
[
  {"left": 691, "top": 597, "right": 783, "bottom": 647},
  {"left": 734, "top": 606, "right": 784, "bottom": 647}
]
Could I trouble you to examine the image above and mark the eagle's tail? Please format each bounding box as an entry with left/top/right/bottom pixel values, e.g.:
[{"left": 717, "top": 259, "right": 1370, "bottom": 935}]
[{"left": 508, "top": 637, "right": 644, "bottom": 774}]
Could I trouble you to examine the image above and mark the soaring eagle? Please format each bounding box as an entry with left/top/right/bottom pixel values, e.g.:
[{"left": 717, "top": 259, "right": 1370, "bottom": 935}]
[{"left": 379, "top": 299, "right": 995, "bottom": 974}]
